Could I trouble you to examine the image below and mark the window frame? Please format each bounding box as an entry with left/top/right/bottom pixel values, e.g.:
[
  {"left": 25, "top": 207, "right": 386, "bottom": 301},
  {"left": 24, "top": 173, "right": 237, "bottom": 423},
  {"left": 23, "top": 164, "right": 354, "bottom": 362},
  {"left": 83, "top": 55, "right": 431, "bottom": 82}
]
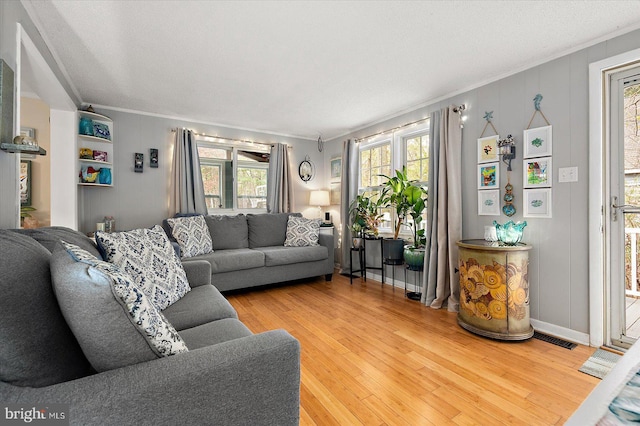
[
  {"left": 358, "top": 136, "right": 393, "bottom": 234},
  {"left": 196, "top": 137, "right": 270, "bottom": 214}
]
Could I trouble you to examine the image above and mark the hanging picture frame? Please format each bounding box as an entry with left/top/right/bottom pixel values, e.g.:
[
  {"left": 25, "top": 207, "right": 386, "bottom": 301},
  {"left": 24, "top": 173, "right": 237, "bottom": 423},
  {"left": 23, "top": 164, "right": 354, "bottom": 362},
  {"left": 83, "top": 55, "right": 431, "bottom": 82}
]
[
  {"left": 330, "top": 156, "right": 341, "bottom": 181},
  {"left": 523, "top": 156, "right": 552, "bottom": 188},
  {"left": 478, "top": 162, "right": 499, "bottom": 190},
  {"left": 523, "top": 188, "right": 552, "bottom": 218},
  {"left": 477, "top": 135, "right": 499, "bottom": 163},
  {"left": 478, "top": 189, "right": 500, "bottom": 215},
  {"left": 523, "top": 125, "right": 552, "bottom": 159},
  {"left": 329, "top": 182, "right": 340, "bottom": 205},
  {"left": 19, "top": 160, "right": 31, "bottom": 206}
]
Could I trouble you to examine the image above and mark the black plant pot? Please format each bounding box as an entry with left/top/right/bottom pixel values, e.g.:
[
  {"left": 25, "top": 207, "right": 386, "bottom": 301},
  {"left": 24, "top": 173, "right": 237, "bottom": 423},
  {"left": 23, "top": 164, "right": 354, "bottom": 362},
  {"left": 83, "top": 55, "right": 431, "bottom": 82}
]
[{"left": 383, "top": 238, "right": 405, "bottom": 265}]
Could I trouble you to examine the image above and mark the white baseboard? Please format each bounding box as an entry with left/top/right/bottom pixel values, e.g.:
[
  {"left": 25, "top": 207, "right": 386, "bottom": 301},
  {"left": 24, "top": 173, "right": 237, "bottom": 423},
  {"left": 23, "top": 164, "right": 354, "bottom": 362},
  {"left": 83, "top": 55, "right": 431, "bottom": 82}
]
[
  {"left": 530, "top": 319, "right": 591, "bottom": 346},
  {"left": 363, "top": 271, "right": 422, "bottom": 294}
]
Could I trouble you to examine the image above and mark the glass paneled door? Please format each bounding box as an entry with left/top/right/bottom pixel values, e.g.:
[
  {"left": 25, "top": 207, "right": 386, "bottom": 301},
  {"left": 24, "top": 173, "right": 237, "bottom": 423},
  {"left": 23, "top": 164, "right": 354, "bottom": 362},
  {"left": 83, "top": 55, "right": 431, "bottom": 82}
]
[{"left": 610, "top": 66, "right": 640, "bottom": 348}]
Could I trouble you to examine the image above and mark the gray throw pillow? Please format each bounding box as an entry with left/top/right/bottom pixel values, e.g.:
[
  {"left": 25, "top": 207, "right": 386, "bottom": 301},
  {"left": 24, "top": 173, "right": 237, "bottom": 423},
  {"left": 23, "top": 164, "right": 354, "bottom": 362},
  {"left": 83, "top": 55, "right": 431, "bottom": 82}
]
[
  {"left": 247, "top": 213, "right": 302, "bottom": 248},
  {"left": 0, "top": 231, "right": 91, "bottom": 387},
  {"left": 95, "top": 225, "right": 190, "bottom": 310},
  {"left": 12, "top": 226, "right": 101, "bottom": 257},
  {"left": 205, "top": 214, "right": 249, "bottom": 250},
  {"left": 52, "top": 242, "right": 188, "bottom": 372}
]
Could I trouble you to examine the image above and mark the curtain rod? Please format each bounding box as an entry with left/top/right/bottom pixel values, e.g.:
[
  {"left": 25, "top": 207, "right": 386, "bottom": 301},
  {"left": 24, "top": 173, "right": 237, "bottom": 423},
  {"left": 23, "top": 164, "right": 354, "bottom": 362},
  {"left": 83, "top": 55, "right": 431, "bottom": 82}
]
[
  {"left": 354, "top": 104, "right": 466, "bottom": 143},
  {"left": 172, "top": 128, "right": 290, "bottom": 148}
]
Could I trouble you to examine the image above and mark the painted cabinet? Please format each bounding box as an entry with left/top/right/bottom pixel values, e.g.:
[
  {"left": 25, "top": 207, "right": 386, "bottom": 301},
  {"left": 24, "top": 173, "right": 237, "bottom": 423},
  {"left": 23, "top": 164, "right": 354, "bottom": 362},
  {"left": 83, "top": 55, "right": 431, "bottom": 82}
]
[
  {"left": 77, "top": 111, "right": 113, "bottom": 187},
  {"left": 457, "top": 239, "right": 533, "bottom": 340}
]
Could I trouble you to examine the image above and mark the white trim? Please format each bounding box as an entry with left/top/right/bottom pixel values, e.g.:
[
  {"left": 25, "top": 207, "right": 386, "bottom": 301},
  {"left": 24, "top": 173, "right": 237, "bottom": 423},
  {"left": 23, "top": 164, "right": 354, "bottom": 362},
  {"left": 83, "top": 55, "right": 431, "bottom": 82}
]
[
  {"left": 589, "top": 47, "right": 640, "bottom": 348},
  {"left": 530, "top": 319, "right": 590, "bottom": 346}
]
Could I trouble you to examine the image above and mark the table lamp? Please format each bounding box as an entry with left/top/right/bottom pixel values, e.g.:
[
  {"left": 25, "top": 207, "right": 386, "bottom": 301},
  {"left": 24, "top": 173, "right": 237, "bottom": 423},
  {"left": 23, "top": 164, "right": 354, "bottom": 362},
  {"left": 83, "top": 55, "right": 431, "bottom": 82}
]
[{"left": 309, "top": 190, "right": 330, "bottom": 222}]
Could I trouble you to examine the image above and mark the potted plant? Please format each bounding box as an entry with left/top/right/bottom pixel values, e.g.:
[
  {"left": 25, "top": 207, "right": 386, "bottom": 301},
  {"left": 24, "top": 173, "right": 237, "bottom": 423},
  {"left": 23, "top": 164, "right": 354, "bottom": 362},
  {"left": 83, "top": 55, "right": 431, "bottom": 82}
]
[
  {"left": 403, "top": 187, "right": 427, "bottom": 271},
  {"left": 379, "top": 167, "right": 427, "bottom": 265},
  {"left": 350, "top": 222, "right": 364, "bottom": 248},
  {"left": 349, "top": 194, "right": 384, "bottom": 247}
]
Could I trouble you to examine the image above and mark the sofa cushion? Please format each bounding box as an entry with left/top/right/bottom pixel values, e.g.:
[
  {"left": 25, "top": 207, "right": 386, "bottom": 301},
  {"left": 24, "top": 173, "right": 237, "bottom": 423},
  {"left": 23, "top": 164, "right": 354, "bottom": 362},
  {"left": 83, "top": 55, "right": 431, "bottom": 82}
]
[
  {"left": 188, "top": 249, "right": 265, "bottom": 274},
  {"left": 0, "top": 231, "right": 91, "bottom": 387},
  {"left": 12, "top": 226, "right": 101, "bottom": 257},
  {"left": 284, "top": 216, "right": 321, "bottom": 247},
  {"left": 53, "top": 242, "right": 188, "bottom": 372},
  {"left": 247, "top": 213, "right": 301, "bottom": 248},
  {"left": 178, "top": 318, "right": 253, "bottom": 350},
  {"left": 95, "top": 225, "right": 190, "bottom": 310},
  {"left": 167, "top": 215, "right": 213, "bottom": 258},
  {"left": 162, "top": 284, "right": 238, "bottom": 331},
  {"left": 205, "top": 214, "right": 249, "bottom": 250},
  {"left": 254, "top": 245, "right": 328, "bottom": 267}
]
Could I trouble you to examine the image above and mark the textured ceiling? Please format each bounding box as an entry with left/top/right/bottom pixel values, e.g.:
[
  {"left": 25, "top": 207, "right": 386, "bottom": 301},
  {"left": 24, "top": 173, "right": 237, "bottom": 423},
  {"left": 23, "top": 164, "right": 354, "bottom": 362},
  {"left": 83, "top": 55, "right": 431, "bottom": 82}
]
[{"left": 22, "top": 0, "right": 640, "bottom": 140}]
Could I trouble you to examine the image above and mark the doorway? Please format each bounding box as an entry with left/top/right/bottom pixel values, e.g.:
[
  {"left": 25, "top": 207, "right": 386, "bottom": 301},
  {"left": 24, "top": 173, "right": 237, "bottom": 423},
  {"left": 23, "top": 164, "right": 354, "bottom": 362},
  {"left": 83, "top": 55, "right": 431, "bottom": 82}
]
[{"left": 610, "top": 67, "right": 640, "bottom": 347}]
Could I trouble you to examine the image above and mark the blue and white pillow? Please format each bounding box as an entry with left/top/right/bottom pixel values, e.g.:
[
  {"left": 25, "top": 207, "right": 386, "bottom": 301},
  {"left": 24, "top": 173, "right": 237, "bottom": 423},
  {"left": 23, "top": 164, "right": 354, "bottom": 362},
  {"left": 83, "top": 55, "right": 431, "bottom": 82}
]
[
  {"left": 95, "top": 225, "right": 190, "bottom": 310},
  {"left": 61, "top": 241, "right": 188, "bottom": 358},
  {"left": 284, "top": 216, "right": 321, "bottom": 247},
  {"left": 167, "top": 215, "right": 213, "bottom": 258}
]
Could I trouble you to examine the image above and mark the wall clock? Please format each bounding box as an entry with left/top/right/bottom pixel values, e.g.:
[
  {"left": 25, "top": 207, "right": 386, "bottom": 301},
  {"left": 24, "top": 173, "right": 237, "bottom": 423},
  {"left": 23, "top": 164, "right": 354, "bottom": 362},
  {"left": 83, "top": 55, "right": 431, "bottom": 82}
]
[{"left": 299, "top": 156, "right": 315, "bottom": 182}]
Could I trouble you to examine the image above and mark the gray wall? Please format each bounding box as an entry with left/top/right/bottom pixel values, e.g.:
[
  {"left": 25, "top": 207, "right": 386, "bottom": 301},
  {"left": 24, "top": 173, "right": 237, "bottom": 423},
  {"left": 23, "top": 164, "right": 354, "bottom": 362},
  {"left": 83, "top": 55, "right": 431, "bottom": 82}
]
[
  {"left": 326, "top": 28, "right": 640, "bottom": 335},
  {"left": 78, "top": 109, "right": 325, "bottom": 233}
]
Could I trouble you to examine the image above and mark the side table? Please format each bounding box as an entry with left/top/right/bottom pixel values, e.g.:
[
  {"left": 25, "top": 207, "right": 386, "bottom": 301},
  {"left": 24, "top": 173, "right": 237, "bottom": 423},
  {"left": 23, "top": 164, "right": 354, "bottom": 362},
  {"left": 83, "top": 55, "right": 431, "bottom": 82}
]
[
  {"left": 456, "top": 239, "right": 533, "bottom": 341},
  {"left": 404, "top": 265, "right": 423, "bottom": 300},
  {"left": 349, "top": 246, "right": 366, "bottom": 284}
]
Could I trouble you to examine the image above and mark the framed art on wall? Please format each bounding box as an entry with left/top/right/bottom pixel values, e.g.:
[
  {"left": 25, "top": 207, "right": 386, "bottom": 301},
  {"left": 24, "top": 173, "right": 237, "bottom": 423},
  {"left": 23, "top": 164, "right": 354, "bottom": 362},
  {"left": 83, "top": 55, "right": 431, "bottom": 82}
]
[
  {"left": 523, "top": 188, "right": 552, "bottom": 218},
  {"left": 19, "top": 160, "right": 31, "bottom": 206},
  {"left": 523, "top": 156, "right": 552, "bottom": 188},
  {"left": 330, "top": 182, "right": 340, "bottom": 205},
  {"left": 477, "top": 135, "right": 499, "bottom": 163},
  {"left": 523, "top": 125, "right": 552, "bottom": 158},
  {"left": 478, "top": 162, "right": 499, "bottom": 190},
  {"left": 478, "top": 189, "right": 500, "bottom": 215},
  {"left": 330, "top": 157, "right": 341, "bottom": 181}
]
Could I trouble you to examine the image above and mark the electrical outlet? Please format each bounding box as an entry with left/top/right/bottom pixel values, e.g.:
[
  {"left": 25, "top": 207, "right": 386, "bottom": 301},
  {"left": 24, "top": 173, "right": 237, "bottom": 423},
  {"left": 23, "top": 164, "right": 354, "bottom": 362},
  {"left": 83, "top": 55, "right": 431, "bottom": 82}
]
[{"left": 558, "top": 166, "right": 578, "bottom": 183}]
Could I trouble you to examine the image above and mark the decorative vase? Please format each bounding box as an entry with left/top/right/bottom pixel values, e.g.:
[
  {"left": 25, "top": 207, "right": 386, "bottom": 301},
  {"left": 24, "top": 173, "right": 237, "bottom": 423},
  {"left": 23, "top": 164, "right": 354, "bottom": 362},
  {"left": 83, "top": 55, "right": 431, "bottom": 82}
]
[
  {"left": 403, "top": 246, "right": 425, "bottom": 271},
  {"left": 79, "top": 117, "right": 93, "bottom": 136},
  {"left": 493, "top": 220, "right": 527, "bottom": 245},
  {"left": 383, "top": 238, "right": 405, "bottom": 265}
]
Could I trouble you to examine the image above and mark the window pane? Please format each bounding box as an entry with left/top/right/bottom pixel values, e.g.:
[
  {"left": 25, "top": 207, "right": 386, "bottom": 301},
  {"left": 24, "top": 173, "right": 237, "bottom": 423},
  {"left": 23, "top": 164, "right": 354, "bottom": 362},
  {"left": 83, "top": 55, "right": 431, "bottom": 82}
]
[
  {"left": 237, "top": 166, "right": 267, "bottom": 209},
  {"left": 201, "top": 165, "right": 222, "bottom": 209},
  {"left": 382, "top": 144, "right": 391, "bottom": 165},
  {"left": 406, "top": 137, "right": 420, "bottom": 161},
  {"left": 361, "top": 168, "right": 371, "bottom": 188},
  {"left": 371, "top": 147, "right": 381, "bottom": 167},
  {"left": 371, "top": 167, "right": 381, "bottom": 187},
  {"left": 421, "top": 135, "right": 429, "bottom": 157},
  {"left": 361, "top": 150, "right": 370, "bottom": 171},
  {"left": 198, "top": 146, "right": 230, "bottom": 159},
  {"left": 407, "top": 160, "right": 420, "bottom": 181},
  {"left": 381, "top": 165, "right": 391, "bottom": 180}
]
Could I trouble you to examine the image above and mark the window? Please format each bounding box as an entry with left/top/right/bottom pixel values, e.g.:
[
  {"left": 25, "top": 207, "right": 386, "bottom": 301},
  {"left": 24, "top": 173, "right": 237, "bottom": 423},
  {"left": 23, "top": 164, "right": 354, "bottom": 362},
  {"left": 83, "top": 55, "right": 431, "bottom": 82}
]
[
  {"left": 197, "top": 139, "right": 269, "bottom": 212},
  {"left": 357, "top": 121, "right": 430, "bottom": 238}
]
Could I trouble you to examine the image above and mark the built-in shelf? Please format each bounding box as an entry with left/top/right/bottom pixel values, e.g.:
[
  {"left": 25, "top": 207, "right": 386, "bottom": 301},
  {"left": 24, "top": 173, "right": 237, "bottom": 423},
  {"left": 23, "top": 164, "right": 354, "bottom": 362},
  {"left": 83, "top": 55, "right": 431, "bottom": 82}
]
[
  {"left": 78, "top": 109, "right": 114, "bottom": 187},
  {"left": 78, "top": 134, "right": 112, "bottom": 144},
  {"left": 78, "top": 182, "right": 113, "bottom": 187},
  {"left": 0, "top": 143, "right": 47, "bottom": 155},
  {"left": 79, "top": 158, "right": 112, "bottom": 166}
]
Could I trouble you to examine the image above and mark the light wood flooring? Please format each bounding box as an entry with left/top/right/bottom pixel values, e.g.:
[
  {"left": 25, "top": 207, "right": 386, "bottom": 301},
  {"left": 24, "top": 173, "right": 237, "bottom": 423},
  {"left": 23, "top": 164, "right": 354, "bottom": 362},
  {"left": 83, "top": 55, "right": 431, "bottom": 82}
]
[{"left": 225, "top": 271, "right": 599, "bottom": 425}]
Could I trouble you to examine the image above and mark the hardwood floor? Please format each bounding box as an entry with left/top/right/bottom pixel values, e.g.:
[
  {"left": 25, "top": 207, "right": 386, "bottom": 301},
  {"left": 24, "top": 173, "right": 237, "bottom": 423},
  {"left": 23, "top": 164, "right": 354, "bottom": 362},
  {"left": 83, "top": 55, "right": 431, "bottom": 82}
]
[{"left": 225, "top": 271, "right": 599, "bottom": 425}]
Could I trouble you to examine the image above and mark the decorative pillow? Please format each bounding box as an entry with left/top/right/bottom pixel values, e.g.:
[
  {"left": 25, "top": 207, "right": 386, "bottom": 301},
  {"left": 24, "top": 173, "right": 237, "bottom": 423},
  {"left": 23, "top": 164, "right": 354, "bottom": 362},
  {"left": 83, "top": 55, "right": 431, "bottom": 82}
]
[
  {"left": 166, "top": 215, "right": 213, "bottom": 258},
  {"left": 95, "top": 225, "right": 190, "bottom": 310},
  {"left": 53, "top": 241, "right": 188, "bottom": 372},
  {"left": 247, "top": 213, "right": 302, "bottom": 248},
  {"left": 284, "top": 216, "right": 321, "bottom": 247},
  {"left": 205, "top": 214, "right": 249, "bottom": 250}
]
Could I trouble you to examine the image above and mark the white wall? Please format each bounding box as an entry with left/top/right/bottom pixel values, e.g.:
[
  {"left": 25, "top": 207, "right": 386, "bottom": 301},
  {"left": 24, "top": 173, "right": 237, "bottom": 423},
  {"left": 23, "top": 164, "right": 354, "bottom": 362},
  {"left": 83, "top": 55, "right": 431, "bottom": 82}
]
[{"left": 325, "top": 27, "right": 640, "bottom": 337}]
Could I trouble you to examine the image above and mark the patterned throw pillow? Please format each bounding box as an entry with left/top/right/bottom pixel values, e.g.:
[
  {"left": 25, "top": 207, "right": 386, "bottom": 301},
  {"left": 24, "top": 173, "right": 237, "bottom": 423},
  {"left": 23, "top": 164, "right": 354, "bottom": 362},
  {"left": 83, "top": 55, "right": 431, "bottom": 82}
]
[
  {"left": 95, "top": 225, "right": 190, "bottom": 310},
  {"left": 61, "top": 241, "right": 188, "bottom": 358},
  {"left": 166, "top": 215, "right": 213, "bottom": 258},
  {"left": 284, "top": 216, "right": 321, "bottom": 247}
]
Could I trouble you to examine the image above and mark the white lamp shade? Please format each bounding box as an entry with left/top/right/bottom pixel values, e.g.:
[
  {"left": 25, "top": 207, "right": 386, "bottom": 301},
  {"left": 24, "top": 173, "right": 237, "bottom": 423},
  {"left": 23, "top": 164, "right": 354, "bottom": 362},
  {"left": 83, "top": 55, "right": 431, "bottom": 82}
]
[{"left": 309, "top": 190, "right": 330, "bottom": 207}]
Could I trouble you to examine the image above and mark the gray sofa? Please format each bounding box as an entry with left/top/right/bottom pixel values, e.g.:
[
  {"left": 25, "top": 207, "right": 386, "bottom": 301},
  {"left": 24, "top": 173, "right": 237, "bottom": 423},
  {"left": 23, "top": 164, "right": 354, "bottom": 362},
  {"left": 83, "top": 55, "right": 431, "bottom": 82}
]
[
  {"left": 0, "top": 227, "right": 300, "bottom": 425},
  {"left": 166, "top": 213, "right": 334, "bottom": 292}
]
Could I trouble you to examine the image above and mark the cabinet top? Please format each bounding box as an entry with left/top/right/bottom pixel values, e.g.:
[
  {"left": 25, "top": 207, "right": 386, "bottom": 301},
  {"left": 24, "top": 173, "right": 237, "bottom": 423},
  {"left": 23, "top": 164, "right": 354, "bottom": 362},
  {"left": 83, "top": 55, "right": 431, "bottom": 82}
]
[{"left": 457, "top": 239, "right": 532, "bottom": 251}]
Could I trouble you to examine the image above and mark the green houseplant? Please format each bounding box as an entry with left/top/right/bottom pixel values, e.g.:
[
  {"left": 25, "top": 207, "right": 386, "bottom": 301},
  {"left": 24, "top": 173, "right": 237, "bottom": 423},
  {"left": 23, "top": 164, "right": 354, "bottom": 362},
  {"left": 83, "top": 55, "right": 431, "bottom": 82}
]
[
  {"left": 348, "top": 194, "right": 384, "bottom": 248},
  {"left": 379, "top": 167, "right": 428, "bottom": 266}
]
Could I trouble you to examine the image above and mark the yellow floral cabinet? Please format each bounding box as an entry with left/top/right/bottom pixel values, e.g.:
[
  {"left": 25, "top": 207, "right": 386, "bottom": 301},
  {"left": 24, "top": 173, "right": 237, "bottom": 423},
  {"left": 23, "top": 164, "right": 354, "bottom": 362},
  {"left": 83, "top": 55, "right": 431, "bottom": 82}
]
[{"left": 456, "top": 239, "right": 533, "bottom": 340}]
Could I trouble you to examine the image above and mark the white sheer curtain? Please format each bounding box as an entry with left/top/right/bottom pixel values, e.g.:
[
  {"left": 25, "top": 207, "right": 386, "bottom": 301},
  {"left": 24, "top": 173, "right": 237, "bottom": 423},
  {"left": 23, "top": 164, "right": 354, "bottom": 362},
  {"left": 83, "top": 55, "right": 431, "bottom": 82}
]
[
  {"left": 267, "top": 143, "right": 294, "bottom": 213},
  {"left": 169, "top": 129, "right": 207, "bottom": 216},
  {"left": 422, "top": 106, "right": 462, "bottom": 311},
  {"left": 339, "top": 139, "right": 358, "bottom": 274}
]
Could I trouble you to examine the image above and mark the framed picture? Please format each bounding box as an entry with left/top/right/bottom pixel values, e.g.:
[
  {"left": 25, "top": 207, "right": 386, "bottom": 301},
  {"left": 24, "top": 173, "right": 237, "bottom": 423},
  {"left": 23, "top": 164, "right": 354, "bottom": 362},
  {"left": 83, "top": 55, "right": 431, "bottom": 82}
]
[
  {"left": 330, "top": 182, "right": 341, "bottom": 205},
  {"left": 523, "top": 188, "right": 552, "bottom": 218},
  {"left": 478, "top": 162, "right": 499, "bottom": 190},
  {"left": 150, "top": 148, "right": 158, "bottom": 168},
  {"left": 134, "top": 152, "right": 144, "bottom": 173},
  {"left": 523, "top": 125, "right": 552, "bottom": 158},
  {"left": 478, "top": 189, "right": 500, "bottom": 216},
  {"left": 20, "top": 160, "right": 31, "bottom": 206},
  {"left": 330, "top": 157, "right": 341, "bottom": 181},
  {"left": 523, "top": 156, "right": 552, "bottom": 188},
  {"left": 20, "top": 127, "right": 36, "bottom": 139},
  {"left": 477, "top": 135, "right": 499, "bottom": 163}
]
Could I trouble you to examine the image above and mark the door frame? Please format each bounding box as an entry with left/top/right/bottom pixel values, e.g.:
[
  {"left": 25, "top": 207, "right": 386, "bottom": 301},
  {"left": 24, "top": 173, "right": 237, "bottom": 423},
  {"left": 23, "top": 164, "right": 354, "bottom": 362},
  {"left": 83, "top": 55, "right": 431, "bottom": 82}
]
[{"left": 589, "top": 48, "right": 640, "bottom": 347}]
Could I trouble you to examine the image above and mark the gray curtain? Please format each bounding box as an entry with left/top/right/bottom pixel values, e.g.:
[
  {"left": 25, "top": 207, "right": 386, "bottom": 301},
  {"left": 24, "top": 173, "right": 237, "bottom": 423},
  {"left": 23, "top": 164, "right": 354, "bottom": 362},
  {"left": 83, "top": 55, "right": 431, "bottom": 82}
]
[
  {"left": 422, "top": 106, "right": 462, "bottom": 312},
  {"left": 267, "top": 143, "right": 294, "bottom": 213},
  {"left": 170, "top": 129, "right": 207, "bottom": 216},
  {"left": 339, "top": 139, "right": 358, "bottom": 274}
]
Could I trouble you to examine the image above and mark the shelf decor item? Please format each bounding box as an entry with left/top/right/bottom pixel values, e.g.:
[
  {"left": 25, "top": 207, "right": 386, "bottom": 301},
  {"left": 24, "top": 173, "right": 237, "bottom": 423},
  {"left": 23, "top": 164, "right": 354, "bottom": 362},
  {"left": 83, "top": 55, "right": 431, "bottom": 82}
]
[
  {"left": 93, "top": 150, "right": 107, "bottom": 162},
  {"left": 493, "top": 220, "right": 527, "bottom": 246},
  {"left": 79, "top": 116, "right": 93, "bottom": 136},
  {"left": 93, "top": 122, "right": 111, "bottom": 140}
]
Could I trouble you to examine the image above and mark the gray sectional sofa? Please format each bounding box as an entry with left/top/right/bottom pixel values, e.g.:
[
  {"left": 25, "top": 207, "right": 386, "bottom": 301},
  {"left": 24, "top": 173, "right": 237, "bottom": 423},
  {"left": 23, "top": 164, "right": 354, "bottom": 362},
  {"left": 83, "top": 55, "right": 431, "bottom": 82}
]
[
  {"left": 166, "top": 212, "right": 334, "bottom": 292},
  {"left": 0, "top": 227, "right": 300, "bottom": 425}
]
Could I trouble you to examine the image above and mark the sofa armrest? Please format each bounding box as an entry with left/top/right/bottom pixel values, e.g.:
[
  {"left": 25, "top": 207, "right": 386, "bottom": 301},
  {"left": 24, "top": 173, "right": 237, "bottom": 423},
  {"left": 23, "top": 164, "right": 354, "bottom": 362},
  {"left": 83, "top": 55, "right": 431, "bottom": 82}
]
[
  {"left": 182, "top": 260, "right": 211, "bottom": 287},
  {"left": 1, "top": 330, "right": 300, "bottom": 426},
  {"left": 319, "top": 232, "right": 335, "bottom": 268}
]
